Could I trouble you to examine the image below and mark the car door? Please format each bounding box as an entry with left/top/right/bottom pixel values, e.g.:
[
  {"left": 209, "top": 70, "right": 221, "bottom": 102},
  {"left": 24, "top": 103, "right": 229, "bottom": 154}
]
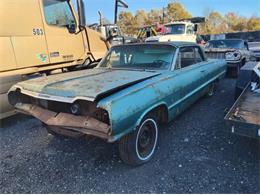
[
  {"left": 40, "top": 0, "right": 85, "bottom": 64},
  {"left": 173, "top": 46, "right": 208, "bottom": 111}
]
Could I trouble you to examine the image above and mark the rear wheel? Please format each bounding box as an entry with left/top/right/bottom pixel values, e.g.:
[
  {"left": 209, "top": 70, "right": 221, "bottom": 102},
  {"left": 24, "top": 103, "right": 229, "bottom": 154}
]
[
  {"left": 206, "top": 82, "right": 215, "bottom": 97},
  {"left": 119, "top": 117, "right": 158, "bottom": 166}
]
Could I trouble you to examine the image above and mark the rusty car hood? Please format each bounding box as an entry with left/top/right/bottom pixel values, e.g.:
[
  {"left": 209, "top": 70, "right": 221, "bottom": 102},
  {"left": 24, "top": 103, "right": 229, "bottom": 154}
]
[{"left": 15, "top": 68, "right": 160, "bottom": 102}]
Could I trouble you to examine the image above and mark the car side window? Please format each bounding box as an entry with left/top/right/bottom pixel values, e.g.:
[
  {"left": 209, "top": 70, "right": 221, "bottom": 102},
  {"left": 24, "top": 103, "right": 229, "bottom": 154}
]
[
  {"left": 43, "top": 0, "right": 76, "bottom": 28},
  {"left": 194, "top": 47, "right": 204, "bottom": 63},
  {"left": 178, "top": 47, "right": 196, "bottom": 69},
  {"left": 186, "top": 25, "right": 193, "bottom": 34}
]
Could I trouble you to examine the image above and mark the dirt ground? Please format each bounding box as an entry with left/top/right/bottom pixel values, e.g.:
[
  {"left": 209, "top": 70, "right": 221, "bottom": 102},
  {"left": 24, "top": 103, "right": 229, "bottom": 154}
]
[{"left": 0, "top": 78, "right": 259, "bottom": 193}]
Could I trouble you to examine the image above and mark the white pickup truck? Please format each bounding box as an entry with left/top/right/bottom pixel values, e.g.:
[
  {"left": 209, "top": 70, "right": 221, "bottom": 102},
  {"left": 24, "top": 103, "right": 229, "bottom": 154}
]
[{"left": 145, "top": 17, "right": 205, "bottom": 43}]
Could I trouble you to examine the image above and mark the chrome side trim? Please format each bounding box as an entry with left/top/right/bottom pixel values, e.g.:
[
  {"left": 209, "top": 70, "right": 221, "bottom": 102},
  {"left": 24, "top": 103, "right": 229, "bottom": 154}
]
[{"left": 16, "top": 86, "right": 95, "bottom": 103}]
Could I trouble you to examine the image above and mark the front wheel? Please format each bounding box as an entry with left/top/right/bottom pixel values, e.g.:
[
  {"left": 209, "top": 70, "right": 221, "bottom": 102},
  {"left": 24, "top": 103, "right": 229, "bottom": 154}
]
[{"left": 119, "top": 117, "right": 159, "bottom": 166}]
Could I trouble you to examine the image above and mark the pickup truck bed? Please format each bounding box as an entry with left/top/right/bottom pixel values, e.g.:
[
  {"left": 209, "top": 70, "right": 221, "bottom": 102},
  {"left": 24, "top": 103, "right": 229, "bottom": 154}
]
[{"left": 225, "top": 83, "right": 260, "bottom": 138}]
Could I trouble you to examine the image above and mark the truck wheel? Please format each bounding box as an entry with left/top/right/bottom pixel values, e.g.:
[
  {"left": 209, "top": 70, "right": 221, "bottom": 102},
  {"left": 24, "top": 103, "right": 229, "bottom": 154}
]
[{"left": 119, "top": 117, "right": 158, "bottom": 166}]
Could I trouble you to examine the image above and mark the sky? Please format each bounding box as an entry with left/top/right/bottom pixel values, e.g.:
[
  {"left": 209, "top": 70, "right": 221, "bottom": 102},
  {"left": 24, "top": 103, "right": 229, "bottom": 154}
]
[{"left": 81, "top": 0, "right": 260, "bottom": 24}]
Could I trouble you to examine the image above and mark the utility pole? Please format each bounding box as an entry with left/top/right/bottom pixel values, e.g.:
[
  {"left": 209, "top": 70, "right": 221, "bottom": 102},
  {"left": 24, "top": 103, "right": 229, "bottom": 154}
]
[
  {"left": 162, "top": 7, "right": 165, "bottom": 24},
  {"left": 114, "top": 0, "right": 118, "bottom": 24},
  {"left": 114, "top": 0, "right": 128, "bottom": 24}
]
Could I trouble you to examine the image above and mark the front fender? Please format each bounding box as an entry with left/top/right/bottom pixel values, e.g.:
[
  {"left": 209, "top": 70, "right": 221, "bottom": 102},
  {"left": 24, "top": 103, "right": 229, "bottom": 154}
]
[
  {"left": 101, "top": 101, "right": 168, "bottom": 142},
  {"left": 97, "top": 76, "right": 173, "bottom": 140}
]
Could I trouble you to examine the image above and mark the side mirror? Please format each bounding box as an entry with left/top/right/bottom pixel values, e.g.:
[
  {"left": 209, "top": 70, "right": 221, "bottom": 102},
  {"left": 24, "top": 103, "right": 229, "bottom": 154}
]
[
  {"left": 66, "top": 24, "right": 76, "bottom": 34},
  {"left": 77, "top": 0, "right": 86, "bottom": 27},
  {"left": 194, "top": 24, "right": 198, "bottom": 32},
  {"left": 109, "top": 28, "right": 119, "bottom": 38}
]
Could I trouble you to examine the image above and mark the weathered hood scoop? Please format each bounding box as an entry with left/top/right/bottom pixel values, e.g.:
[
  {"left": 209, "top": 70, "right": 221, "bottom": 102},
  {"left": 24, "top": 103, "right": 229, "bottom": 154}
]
[{"left": 16, "top": 68, "right": 160, "bottom": 102}]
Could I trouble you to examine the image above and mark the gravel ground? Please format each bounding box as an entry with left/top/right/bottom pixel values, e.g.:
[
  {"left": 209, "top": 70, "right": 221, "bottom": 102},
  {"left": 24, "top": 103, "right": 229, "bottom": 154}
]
[{"left": 0, "top": 78, "right": 259, "bottom": 193}]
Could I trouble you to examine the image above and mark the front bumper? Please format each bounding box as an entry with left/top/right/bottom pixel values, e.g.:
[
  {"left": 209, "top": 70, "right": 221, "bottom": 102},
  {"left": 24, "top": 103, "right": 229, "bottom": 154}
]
[
  {"left": 15, "top": 103, "right": 112, "bottom": 140},
  {"left": 227, "top": 61, "right": 242, "bottom": 67}
]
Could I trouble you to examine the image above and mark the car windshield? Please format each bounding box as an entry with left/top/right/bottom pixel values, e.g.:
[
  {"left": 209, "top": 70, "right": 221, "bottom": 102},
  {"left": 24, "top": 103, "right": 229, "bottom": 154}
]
[
  {"left": 205, "top": 40, "right": 244, "bottom": 49},
  {"left": 98, "top": 44, "right": 176, "bottom": 70},
  {"left": 165, "top": 24, "right": 185, "bottom": 35}
]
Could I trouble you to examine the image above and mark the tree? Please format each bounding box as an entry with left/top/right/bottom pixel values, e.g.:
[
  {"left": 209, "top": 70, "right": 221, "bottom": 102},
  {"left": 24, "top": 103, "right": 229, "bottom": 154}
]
[
  {"left": 135, "top": 10, "right": 149, "bottom": 27},
  {"left": 117, "top": 1, "right": 260, "bottom": 36},
  {"left": 233, "top": 16, "right": 248, "bottom": 31},
  {"left": 147, "top": 9, "right": 163, "bottom": 25},
  {"left": 198, "top": 10, "right": 227, "bottom": 34},
  {"left": 166, "top": 0, "right": 192, "bottom": 22},
  {"left": 247, "top": 17, "right": 260, "bottom": 31},
  {"left": 225, "top": 12, "right": 239, "bottom": 32},
  {"left": 224, "top": 12, "right": 252, "bottom": 32},
  {"left": 208, "top": 11, "right": 227, "bottom": 34},
  {"left": 117, "top": 11, "right": 137, "bottom": 35}
]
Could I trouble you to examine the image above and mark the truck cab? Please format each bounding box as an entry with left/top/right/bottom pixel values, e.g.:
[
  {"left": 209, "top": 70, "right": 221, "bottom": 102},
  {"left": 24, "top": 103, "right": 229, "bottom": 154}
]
[{"left": 145, "top": 21, "right": 197, "bottom": 43}]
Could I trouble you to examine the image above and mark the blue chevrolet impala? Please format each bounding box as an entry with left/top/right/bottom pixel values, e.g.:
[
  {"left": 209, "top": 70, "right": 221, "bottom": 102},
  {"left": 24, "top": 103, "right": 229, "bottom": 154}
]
[{"left": 8, "top": 42, "right": 226, "bottom": 165}]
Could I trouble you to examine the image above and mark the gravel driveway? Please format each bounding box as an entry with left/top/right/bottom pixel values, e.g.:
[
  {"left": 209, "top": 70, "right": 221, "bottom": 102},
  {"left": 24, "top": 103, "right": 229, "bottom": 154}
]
[{"left": 0, "top": 78, "right": 259, "bottom": 193}]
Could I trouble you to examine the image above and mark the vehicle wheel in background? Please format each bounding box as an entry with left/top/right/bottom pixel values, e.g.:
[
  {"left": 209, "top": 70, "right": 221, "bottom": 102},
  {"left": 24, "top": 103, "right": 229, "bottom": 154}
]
[
  {"left": 66, "top": 66, "right": 78, "bottom": 72},
  {"left": 119, "top": 117, "right": 159, "bottom": 166}
]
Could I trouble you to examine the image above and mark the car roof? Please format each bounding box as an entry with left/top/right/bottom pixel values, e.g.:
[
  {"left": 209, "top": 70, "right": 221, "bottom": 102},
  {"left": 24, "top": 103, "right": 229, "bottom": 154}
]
[{"left": 114, "top": 41, "right": 199, "bottom": 48}]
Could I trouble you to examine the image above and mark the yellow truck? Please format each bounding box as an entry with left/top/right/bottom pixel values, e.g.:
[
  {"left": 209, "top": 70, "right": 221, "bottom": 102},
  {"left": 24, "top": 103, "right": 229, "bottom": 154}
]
[{"left": 0, "top": 0, "right": 109, "bottom": 119}]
